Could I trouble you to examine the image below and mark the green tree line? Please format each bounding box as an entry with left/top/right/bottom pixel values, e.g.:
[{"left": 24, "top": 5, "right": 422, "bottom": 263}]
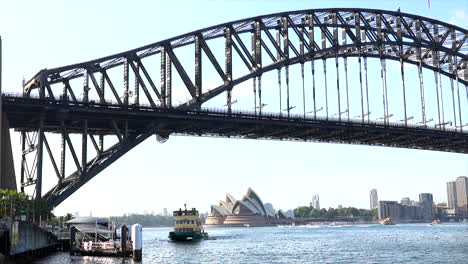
[
  {"left": 294, "top": 206, "right": 378, "bottom": 220},
  {"left": 0, "top": 189, "right": 53, "bottom": 222},
  {"left": 110, "top": 213, "right": 173, "bottom": 227}
]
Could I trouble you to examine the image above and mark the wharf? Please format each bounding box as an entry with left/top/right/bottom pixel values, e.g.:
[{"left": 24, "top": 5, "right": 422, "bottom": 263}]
[{"left": 0, "top": 218, "right": 62, "bottom": 262}]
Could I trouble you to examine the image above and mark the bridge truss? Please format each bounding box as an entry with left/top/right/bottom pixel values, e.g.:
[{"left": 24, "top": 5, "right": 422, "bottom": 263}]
[{"left": 3, "top": 8, "right": 467, "bottom": 206}]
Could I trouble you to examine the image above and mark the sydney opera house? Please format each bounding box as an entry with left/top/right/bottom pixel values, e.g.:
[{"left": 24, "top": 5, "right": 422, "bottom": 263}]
[{"left": 205, "top": 187, "right": 294, "bottom": 227}]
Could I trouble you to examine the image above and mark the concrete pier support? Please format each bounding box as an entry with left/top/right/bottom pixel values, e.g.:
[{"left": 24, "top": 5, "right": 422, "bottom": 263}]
[{"left": 0, "top": 112, "right": 17, "bottom": 190}]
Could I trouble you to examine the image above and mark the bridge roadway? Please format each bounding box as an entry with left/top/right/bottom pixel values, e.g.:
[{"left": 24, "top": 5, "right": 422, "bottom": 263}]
[{"left": 3, "top": 95, "right": 468, "bottom": 154}]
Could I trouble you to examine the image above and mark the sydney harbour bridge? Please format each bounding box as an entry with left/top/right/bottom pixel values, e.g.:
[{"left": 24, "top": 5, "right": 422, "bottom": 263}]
[{"left": 0, "top": 8, "right": 467, "bottom": 207}]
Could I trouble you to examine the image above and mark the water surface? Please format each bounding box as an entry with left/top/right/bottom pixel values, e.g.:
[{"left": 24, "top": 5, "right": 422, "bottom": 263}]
[{"left": 35, "top": 223, "right": 468, "bottom": 263}]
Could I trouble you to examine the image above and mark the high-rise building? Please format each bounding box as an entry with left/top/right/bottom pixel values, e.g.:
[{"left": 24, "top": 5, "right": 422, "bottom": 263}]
[
  {"left": 312, "top": 194, "right": 320, "bottom": 210},
  {"left": 455, "top": 176, "right": 468, "bottom": 213},
  {"left": 419, "top": 193, "right": 434, "bottom": 219},
  {"left": 370, "top": 189, "right": 378, "bottom": 210},
  {"left": 163, "top": 208, "right": 168, "bottom": 216},
  {"left": 446, "top": 181, "right": 458, "bottom": 210}
]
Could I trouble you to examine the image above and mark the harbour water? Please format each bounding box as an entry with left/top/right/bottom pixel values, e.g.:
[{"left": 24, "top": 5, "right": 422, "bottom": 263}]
[{"left": 35, "top": 223, "right": 467, "bottom": 263}]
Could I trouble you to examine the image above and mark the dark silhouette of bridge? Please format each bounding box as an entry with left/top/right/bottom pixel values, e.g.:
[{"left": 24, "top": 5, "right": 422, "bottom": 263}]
[{"left": 1, "top": 8, "right": 467, "bottom": 206}]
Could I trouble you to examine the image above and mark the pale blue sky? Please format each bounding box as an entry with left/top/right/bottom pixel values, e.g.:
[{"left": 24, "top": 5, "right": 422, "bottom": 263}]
[{"left": 1, "top": 0, "right": 467, "bottom": 216}]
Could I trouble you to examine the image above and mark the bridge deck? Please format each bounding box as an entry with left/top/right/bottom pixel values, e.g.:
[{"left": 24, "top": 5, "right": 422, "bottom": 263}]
[{"left": 3, "top": 95, "right": 468, "bottom": 154}]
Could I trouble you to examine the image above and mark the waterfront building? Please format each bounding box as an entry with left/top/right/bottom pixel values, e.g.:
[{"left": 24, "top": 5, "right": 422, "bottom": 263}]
[
  {"left": 446, "top": 181, "right": 458, "bottom": 210},
  {"left": 206, "top": 187, "right": 293, "bottom": 227},
  {"left": 312, "top": 194, "right": 320, "bottom": 210},
  {"left": 378, "top": 201, "right": 400, "bottom": 220},
  {"left": 419, "top": 193, "right": 434, "bottom": 219},
  {"left": 378, "top": 200, "right": 423, "bottom": 221},
  {"left": 455, "top": 176, "right": 468, "bottom": 214},
  {"left": 400, "top": 205, "right": 422, "bottom": 220},
  {"left": 370, "top": 189, "right": 378, "bottom": 210}
]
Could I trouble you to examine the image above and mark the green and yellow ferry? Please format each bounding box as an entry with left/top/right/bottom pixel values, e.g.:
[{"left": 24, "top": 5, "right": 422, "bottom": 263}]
[{"left": 169, "top": 205, "right": 208, "bottom": 242}]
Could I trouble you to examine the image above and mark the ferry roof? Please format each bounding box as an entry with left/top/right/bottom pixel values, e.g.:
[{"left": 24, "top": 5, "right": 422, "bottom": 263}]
[
  {"left": 173, "top": 208, "right": 199, "bottom": 216},
  {"left": 66, "top": 217, "right": 108, "bottom": 225}
]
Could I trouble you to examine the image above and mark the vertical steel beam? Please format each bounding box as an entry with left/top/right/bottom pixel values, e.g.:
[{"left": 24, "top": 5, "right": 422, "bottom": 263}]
[
  {"left": 380, "top": 56, "right": 388, "bottom": 124},
  {"left": 454, "top": 54, "right": 462, "bottom": 132},
  {"left": 251, "top": 28, "right": 257, "bottom": 115},
  {"left": 362, "top": 29, "right": 370, "bottom": 123},
  {"left": 434, "top": 71, "right": 442, "bottom": 127},
  {"left": 323, "top": 59, "right": 328, "bottom": 120},
  {"left": 82, "top": 69, "right": 89, "bottom": 173},
  {"left": 276, "top": 21, "right": 282, "bottom": 116},
  {"left": 397, "top": 15, "right": 408, "bottom": 126},
  {"left": 440, "top": 70, "right": 445, "bottom": 129},
  {"left": 123, "top": 58, "right": 129, "bottom": 105},
  {"left": 335, "top": 57, "right": 341, "bottom": 120},
  {"left": 82, "top": 120, "right": 88, "bottom": 174},
  {"left": 166, "top": 53, "right": 172, "bottom": 108},
  {"left": 449, "top": 57, "right": 457, "bottom": 129},
  {"left": 377, "top": 15, "right": 387, "bottom": 125},
  {"left": 100, "top": 72, "right": 105, "bottom": 104},
  {"left": 300, "top": 18, "right": 306, "bottom": 118},
  {"left": 356, "top": 13, "right": 365, "bottom": 123},
  {"left": 20, "top": 131, "right": 26, "bottom": 192},
  {"left": 83, "top": 70, "right": 89, "bottom": 103},
  {"left": 98, "top": 72, "right": 106, "bottom": 150},
  {"left": 309, "top": 14, "right": 317, "bottom": 119},
  {"left": 60, "top": 129, "right": 66, "bottom": 179},
  {"left": 342, "top": 26, "right": 349, "bottom": 122},
  {"left": 321, "top": 18, "right": 328, "bottom": 120},
  {"left": 255, "top": 21, "right": 262, "bottom": 116},
  {"left": 433, "top": 25, "right": 442, "bottom": 128},
  {"left": 416, "top": 20, "right": 427, "bottom": 125},
  {"left": 384, "top": 59, "right": 389, "bottom": 124},
  {"left": 400, "top": 57, "right": 408, "bottom": 126},
  {"left": 364, "top": 57, "right": 370, "bottom": 123},
  {"left": 99, "top": 134, "right": 104, "bottom": 152},
  {"left": 225, "top": 28, "right": 233, "bottom": 113},
  {"left": 282, "top": 17, "right": 290, "bottom": 118},
  {"left": 36, "top": 116, "right": 44, "bottom": 199},
  {"left": 160, "top": 48, "right": 166, "bottom": 108},
  {"left": 450, "top": 29, "right": 463, "bottom": 131},
  {"left": 134, "top": 61, "right": 139, "bottom": 106},
  {"left": 195, "top": 35, "right": 202, "bottom": 99},
  {"left": 333, "top": 13, "right": 341, "bottom": 121}
]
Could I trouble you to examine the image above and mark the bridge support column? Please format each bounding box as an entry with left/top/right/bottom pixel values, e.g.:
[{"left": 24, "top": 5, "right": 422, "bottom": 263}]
[{"left": 0, "top": 112, "right": 17, "bottom": 190}]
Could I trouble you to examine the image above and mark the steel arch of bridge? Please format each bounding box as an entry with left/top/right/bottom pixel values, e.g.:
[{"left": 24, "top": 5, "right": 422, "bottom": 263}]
[{"left": 6, "top": 8, "right": 468, "bottom": 206}]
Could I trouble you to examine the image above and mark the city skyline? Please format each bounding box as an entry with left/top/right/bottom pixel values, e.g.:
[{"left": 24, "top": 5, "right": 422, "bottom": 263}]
[{"left": 0, "top": 0, "right": 467, "bottom": 216}]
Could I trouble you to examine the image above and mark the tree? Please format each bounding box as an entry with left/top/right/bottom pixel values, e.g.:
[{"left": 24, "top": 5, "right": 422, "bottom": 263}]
[{"left": 0, "top": 189, "right": 53, "bottom": 222}]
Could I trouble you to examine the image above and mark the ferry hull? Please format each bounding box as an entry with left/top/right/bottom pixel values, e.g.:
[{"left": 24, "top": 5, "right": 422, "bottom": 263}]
[{"left": 168, "top": 231, "right": 206, "bottom": 242}]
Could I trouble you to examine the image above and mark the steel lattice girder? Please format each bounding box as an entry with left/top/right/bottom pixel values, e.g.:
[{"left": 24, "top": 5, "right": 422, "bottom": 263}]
[{"left": 6, "top": 8, "right": 468, "bottom": 207}]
